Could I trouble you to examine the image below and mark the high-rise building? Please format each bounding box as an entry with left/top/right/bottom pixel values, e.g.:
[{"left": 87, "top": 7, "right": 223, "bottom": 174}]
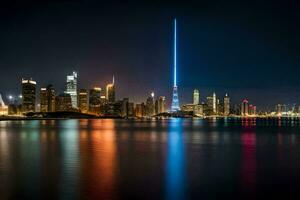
[
  {"left": 89, "top": 87, "right": 101, "bottom": 114},
  {"left": 55, "top": 93, "right": 72, "bottom": 111},
  {"left": 158, "top": 96, "right": 166, "bottom": 114},
  {"left": 249, "top": 104, "right": 256, "bottom": 115},
  {"left": 65, "top": 71, "right": 78, "bottom": 108},
  {"left": 78, "top": 89, "right": 88, "bottom": 113},
  {"left": 40, "top": 88, "right": 47, "bottom": 112},
  {"left": 128, "top": 102, "right": 134, "bottom": 117},
  {"left": 206, "top": 96, "right": 214, "bottom": 115},
  {"left": 121, "top": 98, "right": 129, "bottom": 117},
  {"left": 213, "top": 92, "right": 217, "bottom": 114},
  {"left": 224, "top": 93, "right": 230, "bottom": 116},
  {"left": 145, "top": 92, "right": 155, "bottom": 117},
  {"left": 135, "top": 103, "right": 145, "bottom": 118},
  {"left": 241, "top": 99, "right": 249, "bottom": 116},
  {"left": 0, "top": 94, "right": 8, "bottom": 115},
  {"left": 22, "top": 78, "right": 36, "bottom": 113},
  {"left": 171, "top": 19, "right": 180, "bottom": 112},
  {"left": 193, "top": 89, "right": 200, "bottom": 105},
  {"left": 106, "top": 76, "right": 115, "bottom": 103},
  {"left": 40, "top": 85, "right": 55, "bottom": 112}
]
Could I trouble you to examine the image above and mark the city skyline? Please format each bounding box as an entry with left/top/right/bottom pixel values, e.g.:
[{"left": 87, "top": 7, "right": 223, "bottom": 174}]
[{"left": 1, "top": 1, "right": 300, "bottom": 109}]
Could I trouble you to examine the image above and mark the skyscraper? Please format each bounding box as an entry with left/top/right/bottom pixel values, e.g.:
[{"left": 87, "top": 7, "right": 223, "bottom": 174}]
[
  {"left": 145, "top": 92, "right": 155, "bottom": 117},
  {"left": 171, "top": 18, "right": 180, "bottom": 112},
  {"left": 158, "top": 96, "right": 166, "bottom": 113},
  {"left": 106, "top": 76, "right": 115, "bottom": 103},
  {"left": 241, "top": 99, "right": 249, "bottom": 116},
  {"left": 40, "top": 84, "right": 55, "bottom": 112},
  {"left": 224, "top": 93, "right": 230, "bottom": 116},
  {"left": 78, "top": 89, "right": 88, "bottom": 113},
  {"left": 213, "top": 92, "right": 217, "bottom": 114},
  {"left": 55, "top": 93, "right": 72, "bottom": 112},
  {"left": 0, "top": 94, "right": 8, "bottom": 115},
  {"left": 193, "top": 89, "right": 199, "bottom": 105},
  {"left": 89, "top": 87, "right": 101, "bottom": 114},
  {"left": 65, "top": 71, "right": 78, "bottom": 108},
  {"left": 22, "top": 78, "right": 36, "bottom": 113}
]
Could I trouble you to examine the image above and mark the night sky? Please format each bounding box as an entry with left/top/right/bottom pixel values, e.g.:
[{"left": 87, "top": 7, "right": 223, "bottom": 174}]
[{"left": 1, "top": 0, "right": 300, "bottom": 110}]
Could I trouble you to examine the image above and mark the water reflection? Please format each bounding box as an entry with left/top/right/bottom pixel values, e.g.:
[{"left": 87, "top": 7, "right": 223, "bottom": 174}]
[
  {"left": 165, "top": 119, "right": 186, "bottom": 200},
  {"left": 79, "top": 119, "right": 117, "bottom": 199},
  {"left": 240, "top": 130, "right": 257, "bottom": 198}
]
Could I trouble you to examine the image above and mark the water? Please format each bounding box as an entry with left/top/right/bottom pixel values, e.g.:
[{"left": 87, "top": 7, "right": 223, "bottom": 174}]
[{"left": 0, "top": 118, "right": 300, "bottom": 199}]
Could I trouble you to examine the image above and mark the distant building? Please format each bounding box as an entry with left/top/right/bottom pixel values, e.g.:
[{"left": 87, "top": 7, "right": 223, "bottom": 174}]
[
  {"left": 249, "top": 104, "right": 256, "bottom": 116},
  {"left": 40, "top": 85, "right": 55, "bottom": 112},
  {"left": 55, "top": 93, "right": 72, "bottom": 112},
  {"left": 121, "top": 98, "right": 129, "bottom": 117},
  {"left": 276, "top": 104, "right": 286, "bottom": 115},
  {"left": 224, "top": 93, "right": 230, "bottom": 116},
  {"left": 194, "top": 104, "right": 203, "bottom": 116},
  {"left": 0, "top": 94, "right": 8, "bottom": 115},
  {"left": 206, "top": 96, "right": 214, "bottom": 115},
  {"left": 193, "top": 89, "right": 199, "bottom": 105},
  {"left": 89, "top": 87, "right": 101, "bottom": 114},
  {"left": 145, "top": 92, "right": 155, "bottom": 117},
  {"left": 103, "top": 101, "right": 122, "bottom": 117},
  {"left": 241, "top": 99, "right": 249, "bottom": 116},
  {"left": 135, "top": 103, "right": 145, "bottom": 117},
  {"left": 158, "top": 96, "right": 166, "bottom": 114},
  {"left": 78, "top": 89, "right": 88, "bottom": 113},
  {"left": 127, "top": 102, "right": 134, "bottom": 117},
  {"left": 106, "top": 76, "right": 115, "bottom": 103},
  {"left": 65, "top": 71, "right": 78, "bottom": 108},
  {"left": 181, "top": 104, "right": 194, "bottom": 112},
  {"left": 22, "top": 78, "right": 36, "bottom": 113},
  {"left": 8, "top": 104, "right": 22, "bottom": 115},
  {"left": 213, "top": 92, "right": 217, "bottom": 114}
]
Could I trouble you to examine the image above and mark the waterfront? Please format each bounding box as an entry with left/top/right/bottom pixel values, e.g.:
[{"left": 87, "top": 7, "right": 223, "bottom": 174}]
[{"left": 1, "top": 118, "right": 300, "bottom": 199}]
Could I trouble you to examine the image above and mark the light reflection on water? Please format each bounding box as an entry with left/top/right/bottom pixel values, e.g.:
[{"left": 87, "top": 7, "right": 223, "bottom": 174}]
[{"left": 0, "top": 118, "right": 300, "bottom": 199}]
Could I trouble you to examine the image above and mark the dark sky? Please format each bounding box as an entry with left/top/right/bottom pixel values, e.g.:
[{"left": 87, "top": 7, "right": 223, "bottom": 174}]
[{"left": 1, "top": 0, "right": 300, "bottom": 110}]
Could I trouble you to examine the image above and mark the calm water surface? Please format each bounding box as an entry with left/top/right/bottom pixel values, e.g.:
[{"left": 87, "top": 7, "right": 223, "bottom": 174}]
[{"left": 1, "top": 118, "right": 300, "bottom": 199}]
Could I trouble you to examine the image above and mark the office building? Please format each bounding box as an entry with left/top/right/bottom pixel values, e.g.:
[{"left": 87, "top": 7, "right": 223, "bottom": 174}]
[
  {"left": 135, "top": 103, "right": 145, "bottom": 118},
  {"left": 78, "top": 89, "right": 88, "bottom": 113},
  {"left": 40, "top": 84, "right": 55, "bottom": 112},
  {"left": 193, "top": 89, "right": 199, "bottom": 105},
  {"left": 106, "top": 76, "right": 115, "bottom": 103},
  {"left": 241, "top": 99, "right": 249, "bottom": 116},
  {"left": 0, "top": 94, "right": 8, "bottom": 115},
  {"left": 213, "top": 92, "right": 217, "bottom": 114},
  {"left": 224, "top": 93, "right": 230, "bottom": 116},
  {"left": 55, "top": 93, "right": 72, "bottom": 111},
  {"left": 89, "top": 87, "right": 101, "bottom": 114},
  {"left": 158, "top": 96, "right": 166, "bottom": 114},
  {"left": 145, "top": 92, "right": 155, "bottom": 117},
  {"left": 22, "top": 78, "right": 36, "bottom": 113},
  {"left": 65, "top": 71, "right": 78, "bottom": 108}
]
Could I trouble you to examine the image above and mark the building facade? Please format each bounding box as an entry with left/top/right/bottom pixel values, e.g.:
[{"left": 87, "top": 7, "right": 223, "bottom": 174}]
[
  {"left": 224, "top": 93, "right": 230, "bottom": 116},
  {"left": 40, "top": 85, "right": 55, "bottom": 112},
  {"left": 89, "top": 87, "right": 102, "bottom": 114},
  {"left": 78, "top": 89, "right": 88, "bottom": 113},
  {"left": 22, "top": 78, "right": 36, "bottom": 113},
  {"left": 55, "top": 93, "right": 72, "bottom": 112},
  {"left": 65, "top": 71, "right": 78, "bottom": 108},
  {"left": 193, "top": 89, "right": 199, "bottom": 105}
]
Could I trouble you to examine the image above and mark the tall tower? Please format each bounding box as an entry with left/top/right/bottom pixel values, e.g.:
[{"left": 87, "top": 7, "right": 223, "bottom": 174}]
[
  {"left": 65, "top": 71, "right": 78, "bottom": 108},
  {"left": 106, "top": 75, "right": 116, "bottom": 103},
  {"left": 171, "top": 19, "right": 180, "bottom": 112},
  {"left": 193, "top": 89, "right": 199, "bottom": 105},
  {"left": 213, "top": 92, "right": 217, "bottom": 114}
]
